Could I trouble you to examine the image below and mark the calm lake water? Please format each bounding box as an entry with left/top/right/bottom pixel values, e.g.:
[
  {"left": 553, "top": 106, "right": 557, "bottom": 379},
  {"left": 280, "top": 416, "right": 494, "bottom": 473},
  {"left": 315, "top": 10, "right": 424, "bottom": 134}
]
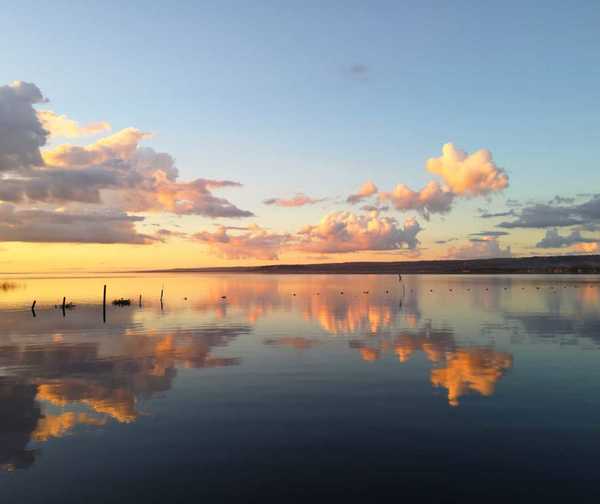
[{"left": 1, "top": 273, "right": 600, "bottom": 502}]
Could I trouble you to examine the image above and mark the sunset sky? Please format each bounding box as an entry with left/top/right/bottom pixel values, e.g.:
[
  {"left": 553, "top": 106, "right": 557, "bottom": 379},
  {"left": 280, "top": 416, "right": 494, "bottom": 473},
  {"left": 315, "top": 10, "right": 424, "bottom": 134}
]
[{"left": 2, "top": 0, "right": 599, "bottom": 272}]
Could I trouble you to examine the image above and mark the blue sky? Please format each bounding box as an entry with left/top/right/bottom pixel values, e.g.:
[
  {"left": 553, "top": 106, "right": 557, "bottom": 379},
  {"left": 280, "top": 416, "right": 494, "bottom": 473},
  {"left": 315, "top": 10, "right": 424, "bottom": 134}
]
[{"left": 1, "top": 1, "right": 600, "bottom": 269}]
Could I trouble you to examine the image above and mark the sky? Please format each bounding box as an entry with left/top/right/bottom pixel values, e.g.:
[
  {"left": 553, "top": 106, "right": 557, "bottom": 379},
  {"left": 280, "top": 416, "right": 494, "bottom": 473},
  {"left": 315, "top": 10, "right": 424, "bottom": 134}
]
[{"left": 1, "top": 0, "right": 599, "bottom": 272}]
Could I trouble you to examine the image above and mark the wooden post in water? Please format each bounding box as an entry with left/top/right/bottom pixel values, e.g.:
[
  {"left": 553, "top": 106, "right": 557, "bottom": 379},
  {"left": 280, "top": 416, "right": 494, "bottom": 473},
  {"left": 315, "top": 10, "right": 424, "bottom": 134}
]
[
  {"left": 139, "top": 294, "right": 142, "bottom": 308},
  {"left": 61, "top": 297, "right": 66, "bottom": 317},
  {"left": 31, "top": 300, "right": 36, "bottom": 317},
  {"left": 160, "top": 287, "right": 164, "bottom": 310},
  {"left": 103, "top": 285, "right": 107, "bottom": 323}
]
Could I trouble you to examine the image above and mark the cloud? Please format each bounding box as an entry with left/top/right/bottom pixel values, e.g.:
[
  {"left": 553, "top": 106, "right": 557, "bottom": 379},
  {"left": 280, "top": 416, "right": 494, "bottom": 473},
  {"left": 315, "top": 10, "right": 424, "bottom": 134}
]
[
  {"left": 360, "top": 204, "right": 388, "bottom": 213},
  {"left": 0, "top": 167, "right": 125, "bottom": 204},
  {"left": 42, "top": 128, "right": 148, "bottom": 168},
  {"left": 426, "top": 143, "right": 508, "bottom": 196},
  {"left": 445, "top": 237, "right": 512, "bottom": 259},
  {"left": 195, "top": 211, "right": 424, "bottom": 259},
  {"left": 0, "top": 204, "right": 152, "bottom": 244},
  {"left": 37, "top": 110, "right": 111, "bottom": 138},
  {"left": 263, "top": 193, "right": 325, "bottom": 207},
  {"left": 0, "top": 81, "right": 47, "bottom": 173},
  {"left": 470, "top": 230, "right": 509, "bottom": 237},
  {"left": 345, "top": 64, "right": 369, "bottom": 80},
  {"left": 574, "top": 242, "right": 600, "bottom": 253},
  {"left": 549, "top": 195, "right": 575, "bottom": 206},
  {"left": 536, "top": 229, "right": 598, "bottom": 249},
  {"left": 358, "top": 144, "right": 507, "bottom": 219},
  {"left": 296, "top": 211, "right": 421, "bottom": 254},
  {"left": 479, "top": 209, "right": 516, "bottom": 219},
  {"left": 20, "top": 133, "right": 252, "bottom": 217},
  {"left": 346, "top": 181, "right": 378, "bottom": 204},
  {"left": 498, "top": 195, "right": 600, "bottom": 229},
  {"left": 0, "top": 81, "right": 253, "bottom": 219},
  {"left": 194, "top": 224, "right": 290, "bottom": 260},
  {"left": 379, "top": 181, "right": 454, "bottom": 219}
]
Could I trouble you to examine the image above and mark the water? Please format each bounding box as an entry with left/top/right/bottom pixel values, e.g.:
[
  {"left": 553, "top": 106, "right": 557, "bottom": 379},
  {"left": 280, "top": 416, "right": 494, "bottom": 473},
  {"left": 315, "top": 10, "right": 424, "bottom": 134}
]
[{"left": 1, "top": 273, "right": 600, "bottom": 502}]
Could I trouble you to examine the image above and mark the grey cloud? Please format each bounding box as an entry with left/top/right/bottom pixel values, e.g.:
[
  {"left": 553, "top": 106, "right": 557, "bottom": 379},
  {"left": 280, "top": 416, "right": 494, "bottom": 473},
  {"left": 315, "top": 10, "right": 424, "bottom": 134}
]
[
  {"left": 479, "top": 209, "right": 516, "bottom": 219},
  {"left": 498, "top": 195, "right": 600, "bottom": 229},
  {"left": 536, "top": 229, "right": 598, "bottom": 249},
  {"left": 0, "top": 204, "right": 152, "bottom": 244},
  {"left": 470, "top": 230, "right": 510, "bottom": 237},
  {"left": 0, "top": 81, "right": 48, "bottom": 173}
]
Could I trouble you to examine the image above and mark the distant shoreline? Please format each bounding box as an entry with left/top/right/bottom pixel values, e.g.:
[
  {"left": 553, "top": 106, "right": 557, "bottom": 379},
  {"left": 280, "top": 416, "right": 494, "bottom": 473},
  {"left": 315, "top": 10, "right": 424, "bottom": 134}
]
[{"left": 141, "top": 254, "right": 600, "bottom": 275}]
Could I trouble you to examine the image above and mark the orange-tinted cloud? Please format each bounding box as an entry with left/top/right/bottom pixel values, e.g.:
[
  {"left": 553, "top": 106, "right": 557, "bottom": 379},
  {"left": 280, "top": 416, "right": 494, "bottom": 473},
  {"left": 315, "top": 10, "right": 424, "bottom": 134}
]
[
  {"left": 426, "top": 143, "right": 508, "bottom": 197},
  {"left": 347, "top": 181, "right": 378, "bottom": 204},
  {"left": 296, "top": 211, "right": 421, "bottom": 254},
  {"left": 0, "top": 81, "right": 253, "bottom": 222},
  {"left": 574, "top": 242, "right": 600, "bottom": 253},
  {"left": 194, "top": 224, "right": 290, "bottom": 260},
  {"left": 42, "top": 127, "right": 147, "bottom": 167},
  {"left": 37, "top": 110, "right": 111, "bottom": 138},
  {"left": 379, "top": 181, "right": 454, "bottom": 218},
  {"left": 263, "top": 193, "right": 325, "bottom": 207},
  {"left": 351, "top": 144, "right": 507, "bottom": 219}
]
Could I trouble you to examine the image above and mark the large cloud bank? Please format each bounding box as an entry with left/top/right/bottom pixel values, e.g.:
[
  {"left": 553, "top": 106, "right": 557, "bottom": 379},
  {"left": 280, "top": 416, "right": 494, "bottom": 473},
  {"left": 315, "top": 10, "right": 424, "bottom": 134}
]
[{"left": 0, "top": 81, "right": 253, "bottom": 244}]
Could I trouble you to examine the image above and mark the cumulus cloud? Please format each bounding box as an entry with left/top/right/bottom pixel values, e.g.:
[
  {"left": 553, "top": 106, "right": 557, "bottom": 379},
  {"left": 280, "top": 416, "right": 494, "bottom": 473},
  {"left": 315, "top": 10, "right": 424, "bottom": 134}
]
[
  {"left": 445, "top": 237, "right": 512, "bottom": 259},
  {"left": 426, "top": 143, "right": 508, "bottom": 196},
  {"left": 195, "top": 211, "right": 424, "bottom": 259},
  {"left": 194, "top": 225, "right": 290, "bottom": 260},
  {"left": 40, "top": 129, "right": 253, "bottom": 217},
  {"left": 354, "top": 144, "right": 507, "bottom": 219},
  {"left": 42, "top": 128, "right": 148, "bottom": 167},
  {"left": 0, "top": 81, "right": 253, "bottom": 219},
  {"left": 0, "top": 204, "right": 152, "bottom": 244},
  {"left": 536, "top": 229, "right": 598, "bottom": 249},
  {"left": 0, "top": 81, "right": 47, "bottom": 172},
  {"left": 379, "top": 181, "right": 454, "bottom": 219},
  {"left": 296, "top": 211, "right": 421, "bottom": 254},
  {"left": 263, "top": 193, "right": 325, "bottom": 207},
  {"left": 346, "top": 181, "right": 378, "bottom": 204},
  {"left": 37, "top": 110, "right": 111, "bottom": 138}
]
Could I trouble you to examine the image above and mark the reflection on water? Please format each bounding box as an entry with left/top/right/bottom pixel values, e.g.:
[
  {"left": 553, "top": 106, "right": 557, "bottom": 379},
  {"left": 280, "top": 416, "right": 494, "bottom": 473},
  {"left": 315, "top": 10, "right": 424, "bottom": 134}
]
[
  {"left": 1, "top": 274, "right": 600, "bottom": 501},
  {"left": 350, "top": 326, "right": 513, "bottom": 406}
]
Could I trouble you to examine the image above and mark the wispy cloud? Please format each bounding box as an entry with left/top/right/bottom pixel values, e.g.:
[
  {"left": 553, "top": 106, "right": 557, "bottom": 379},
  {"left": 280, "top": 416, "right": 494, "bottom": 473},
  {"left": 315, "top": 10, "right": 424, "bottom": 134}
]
[
  {"left": 263, "top": 193, "right": 325, "bottom": 207},
  {"left": 346, "top": 181, "right": 378, "bottom": 204}
]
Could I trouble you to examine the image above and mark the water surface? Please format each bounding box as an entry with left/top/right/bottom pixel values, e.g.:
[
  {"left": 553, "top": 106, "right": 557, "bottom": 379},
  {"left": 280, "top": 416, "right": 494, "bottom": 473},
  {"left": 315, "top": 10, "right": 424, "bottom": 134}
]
[{"left": 1, "top": 274, "right": 600, "bottom": 502}]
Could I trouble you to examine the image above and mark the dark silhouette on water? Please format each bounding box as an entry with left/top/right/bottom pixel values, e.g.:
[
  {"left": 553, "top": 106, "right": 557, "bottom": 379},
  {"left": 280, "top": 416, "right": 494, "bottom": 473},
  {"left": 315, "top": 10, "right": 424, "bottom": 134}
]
[{"left": 112, "top": 298, "right": 131, "bottom": 306}]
